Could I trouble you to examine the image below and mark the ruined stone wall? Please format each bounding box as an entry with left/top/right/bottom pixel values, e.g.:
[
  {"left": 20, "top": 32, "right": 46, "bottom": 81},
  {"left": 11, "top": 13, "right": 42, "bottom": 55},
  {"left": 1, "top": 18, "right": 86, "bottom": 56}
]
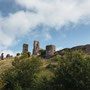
[
  {"left": 6, "top": 54, "right": 13, "bottom": 58},
  {"left": 33, "top": 40, "right": 40, "bottom": 55},
  {"left": 46, "top": 45, "right": 56, "bottom": 57},
  {"left": 1, "top": 53, "right": 4, "bottom": 60},
  {"left": 23, "top": 44, "right": 28, "bottom": 53}
]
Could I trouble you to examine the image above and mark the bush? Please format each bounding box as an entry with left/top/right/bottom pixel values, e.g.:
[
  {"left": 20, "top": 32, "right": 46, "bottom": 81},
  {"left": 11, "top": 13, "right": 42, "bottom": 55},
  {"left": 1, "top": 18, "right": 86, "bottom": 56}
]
[
  {"left": 16, "top": 53, "right": 21, "bottom": 56},
  {"left": 1, "top": 56, "right": 42, "bottom": 90},
  {"left": 51, "top": 55, "right": 61, "bottom": 62},
  {"left": 34, "top": 75, "right": 54, "bottom": 90},
  {"left": 21, "top": 52, "right": 28, "bottom": 58},
  {"left": 28, "top": 52, "right": 31, "bottom": 57},
  {"left": 53, "top": 51, "right": 90, "bottom": 90},
  {"left": 39, "top": 49, "right": 46, "bottom": 56},
  {"left": 1, "top": 50, "right": 90, "bottom": 90},
  {"left": 46, "top": 64, "right": 56, "bottom": 72},
  {"left": 0, "top": 79, "right": 5, "bottom": 89}
]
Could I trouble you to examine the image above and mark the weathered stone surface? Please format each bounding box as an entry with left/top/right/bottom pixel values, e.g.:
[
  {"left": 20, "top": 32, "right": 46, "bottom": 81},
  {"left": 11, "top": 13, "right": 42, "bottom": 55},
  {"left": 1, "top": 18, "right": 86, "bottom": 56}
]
[
  {"left": 23, "top": 44, "right": 28, "bottom": 53},
  {"left": 33, "top": 40, "right": 40, "bottom": 55},
  {"left": 46, "top": 45, "right": 56, "bottom": 58},
  {"left": 1, "top": 53, "right": 4, "bottom": 60}
]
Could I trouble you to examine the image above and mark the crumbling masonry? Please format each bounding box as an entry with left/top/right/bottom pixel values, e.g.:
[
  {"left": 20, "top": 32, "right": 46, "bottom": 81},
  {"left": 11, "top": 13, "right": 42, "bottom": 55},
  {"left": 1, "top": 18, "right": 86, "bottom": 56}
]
[
  {"left": 1, "top": 53, "right": 4, "bottom": 60},
  {"left": 33, "top": 40, "right": 40, "bottom": 55},
  {"left": 23, "top": 44, "right": 28, "bottom": 53},
  {"left": 46, "top": 45, "right": 56, "bottom": 58},
  {"left": 0, "top": 41, "right": 56, "bottom": 60}
]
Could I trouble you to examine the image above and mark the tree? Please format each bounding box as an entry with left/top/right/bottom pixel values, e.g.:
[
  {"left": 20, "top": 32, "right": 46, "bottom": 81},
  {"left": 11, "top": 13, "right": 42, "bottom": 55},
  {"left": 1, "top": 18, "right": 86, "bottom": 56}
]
[
  {"left": 28, "top": 52, "right": 31, "bottom": 57},
  {"left": 39, "top": 49, "right": 46, "bottom": 56},
  {"left": 1, "top": 56, "right": 42, "bottom": 90},
  {"left": 54, "top": 51, "right": 90, "bottom": 90},
  {"left": 16, "top": 53, "right": 21, "bottom": 56}
]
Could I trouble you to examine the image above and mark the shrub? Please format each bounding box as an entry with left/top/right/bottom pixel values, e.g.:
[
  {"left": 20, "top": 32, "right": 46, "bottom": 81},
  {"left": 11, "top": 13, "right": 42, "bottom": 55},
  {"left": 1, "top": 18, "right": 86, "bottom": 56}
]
[
  {"left": 51, "top": 55, "right": 61, "bottom": 62},
  {"left": 53, "top": 51, "right": 90, "bottom": 90},
  {"left": 34, "top": 75, "right": 53, "bottom": 90},
  {"left": 39, "top": 49, "right": 46, "bottom": 56},
  {"left": 16, "top": 53, "right": 21, "bottom": 56},
  {"left": 0, "top": 79, "right": 5, "bottom": 89},
  {"left": 28, "top": 52, "right": 31, "bottom": 57},
  {"left": 1, "top": 56, "right": 42, "bottom": 90}
]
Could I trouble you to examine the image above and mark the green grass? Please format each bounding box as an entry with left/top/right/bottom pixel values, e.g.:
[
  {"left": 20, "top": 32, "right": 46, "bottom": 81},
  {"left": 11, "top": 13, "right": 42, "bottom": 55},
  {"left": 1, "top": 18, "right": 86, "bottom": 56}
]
[
  {"left": 0, "top": 57, "right": 58, "bottom": 77},
  {"left": 0, "top": 58, "right": 14, "bottom": 74}
]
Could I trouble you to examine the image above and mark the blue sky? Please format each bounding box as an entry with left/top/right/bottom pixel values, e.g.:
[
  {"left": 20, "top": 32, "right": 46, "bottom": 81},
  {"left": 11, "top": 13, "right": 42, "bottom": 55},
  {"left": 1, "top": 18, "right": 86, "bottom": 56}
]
[{"left": 0, "top": 0, "right": 90, "bottom": 56}]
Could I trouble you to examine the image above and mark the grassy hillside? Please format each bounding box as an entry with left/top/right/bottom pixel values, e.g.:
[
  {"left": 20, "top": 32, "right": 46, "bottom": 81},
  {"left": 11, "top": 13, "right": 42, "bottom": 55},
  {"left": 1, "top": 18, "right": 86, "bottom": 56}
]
[
  {"left": 1, "top": 51, "right": 90, "bottom": 90},
  {"left": 0, "top": 56, "right": 57, "bottom": 75},
  {"left": 0, "top": 58, "right": 14, "bottom": 75}
]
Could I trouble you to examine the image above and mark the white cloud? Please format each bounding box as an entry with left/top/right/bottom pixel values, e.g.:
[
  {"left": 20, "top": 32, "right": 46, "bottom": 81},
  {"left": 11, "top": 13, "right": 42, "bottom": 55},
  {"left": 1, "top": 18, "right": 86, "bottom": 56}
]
[
  {"left": 0, "top": 11, "right": 30, "bottom": 51},
  {"left": 16, "top": 0, "right": 90, "bottom": 28},
  {"left": 0, "top": 0, "right": 90, "bottom": 55}
]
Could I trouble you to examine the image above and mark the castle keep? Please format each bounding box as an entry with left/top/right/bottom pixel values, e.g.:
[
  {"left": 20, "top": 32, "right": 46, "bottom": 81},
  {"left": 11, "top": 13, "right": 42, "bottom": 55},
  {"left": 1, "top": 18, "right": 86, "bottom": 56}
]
[
  {"left": 33, "top": 40, "right": 40, "bottom": 55},
  {"left": 46, "top": 45, "right": 56, "bottom": 57}
]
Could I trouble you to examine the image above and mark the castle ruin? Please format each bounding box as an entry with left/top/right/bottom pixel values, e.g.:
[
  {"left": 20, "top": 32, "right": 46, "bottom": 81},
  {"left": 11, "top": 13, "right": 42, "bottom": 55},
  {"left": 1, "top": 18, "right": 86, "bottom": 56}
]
[
  {"left": 46, "top": 45, "right": 56, "bottom": 58},
  {"left": 0, "top": 41, "right": 57, "bottom": 60},
  {"left": 6, "top": 54, "right": 13, "bottom": 58},
  {"left": 1, "top": 53, "right": 4, "bottom": 60},
  {"left": 23, "top": 44, "right": 28, "bottom": 53},
  {"left": 33, "top": 40, "right": 40, "bottom": 55}
]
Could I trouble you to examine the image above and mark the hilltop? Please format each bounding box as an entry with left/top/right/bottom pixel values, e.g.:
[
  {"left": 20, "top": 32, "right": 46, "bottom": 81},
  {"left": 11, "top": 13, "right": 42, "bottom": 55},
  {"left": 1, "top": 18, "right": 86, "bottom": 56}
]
[
  {"left": 0, "top": 45, "right": 90, "bottom": 90},
  {"left": 57, "top": 44, "right": 90, "bottom": 55},
  {"left": 0, "top": 50, "right": 90, "bottom": 90},
  {"left": 1, "top": 43, "right": 90, "bottom": 75}
]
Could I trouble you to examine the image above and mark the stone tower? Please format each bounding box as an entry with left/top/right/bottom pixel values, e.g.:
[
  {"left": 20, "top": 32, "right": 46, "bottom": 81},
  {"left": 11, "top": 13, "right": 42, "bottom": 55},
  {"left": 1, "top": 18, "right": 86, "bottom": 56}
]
[
  {"left": 1, "top": 53, "right": 4, "bottom": 60},
  {"left": 23, "top": 44, "right": 28, "bottom": 53},
  {"left": 33, "top": 40, "right": 40, "bottom": 55},
  {"left": 46, "top": 45, "right": 56, "bottom": 57}
]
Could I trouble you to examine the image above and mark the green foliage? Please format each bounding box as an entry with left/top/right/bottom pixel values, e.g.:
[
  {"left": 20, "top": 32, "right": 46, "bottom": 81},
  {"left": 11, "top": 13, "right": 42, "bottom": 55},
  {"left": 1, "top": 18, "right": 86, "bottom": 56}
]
[
  {"left": 46, "top": 64, "right": 56, "bottom": 72},
  {"left": 34, "top": 74, "right": 54, "bottom": 90},
  {"left": 28, "top": 52, "right": 31, "bottom": 57},
  {"left": 53, "top": 51, "right": 90, "bottom": 90},
  {"left": 21, "top": 52, "right": 31, "bottom": 57},
  {"left": 21, "top": 52, "right": 28, "bottom": 58},
  {"left": 51, "top": 55, "right": 61, "bottom": 62},
  {"left": 1, "top": 50, "right": 90, "bottom": 90},
  {"left": 82, "top": 47, "right": 86, "bottom": 50},
  {"left": 0, "top": 78, "right": 5, "bottom": 89},
  {"left": 62, "top": 48, "right": 72, "bottom": 54},
  {"left": 39, "top": 49, "right": 46, "bottom": 56},
  {"left": 1, "top": 56, "right": 42, "bottom": 90},
  {"left": 16, "top": 53, "right": 21, "bottom": 56}
]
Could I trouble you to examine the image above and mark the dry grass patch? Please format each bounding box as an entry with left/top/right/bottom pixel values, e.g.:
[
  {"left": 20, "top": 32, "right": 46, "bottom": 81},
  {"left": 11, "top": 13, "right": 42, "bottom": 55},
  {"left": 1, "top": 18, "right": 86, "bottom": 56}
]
[{"left": 0, "top": 58, "right": 14, "bottom": 74}]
